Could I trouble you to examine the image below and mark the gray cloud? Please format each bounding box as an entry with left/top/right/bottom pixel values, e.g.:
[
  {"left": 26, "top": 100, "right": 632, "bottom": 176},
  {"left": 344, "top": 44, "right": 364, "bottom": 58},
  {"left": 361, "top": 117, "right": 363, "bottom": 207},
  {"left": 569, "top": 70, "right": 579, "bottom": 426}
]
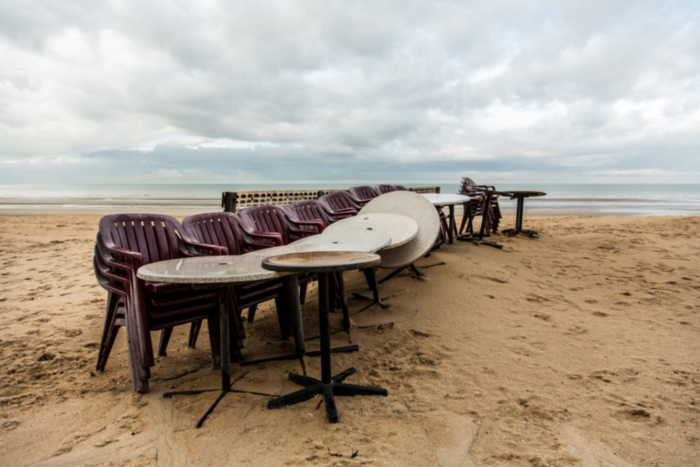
[{"left": 1, "top": 0, "right": 699, "bottom": 183}]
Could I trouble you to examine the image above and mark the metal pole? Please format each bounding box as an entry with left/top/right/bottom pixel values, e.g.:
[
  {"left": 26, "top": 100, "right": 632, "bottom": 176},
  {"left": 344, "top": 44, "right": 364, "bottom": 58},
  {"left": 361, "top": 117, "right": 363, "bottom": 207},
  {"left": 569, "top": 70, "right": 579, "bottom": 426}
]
[{"left": 318, "top": 273, "right": 332, "bottom": 384}]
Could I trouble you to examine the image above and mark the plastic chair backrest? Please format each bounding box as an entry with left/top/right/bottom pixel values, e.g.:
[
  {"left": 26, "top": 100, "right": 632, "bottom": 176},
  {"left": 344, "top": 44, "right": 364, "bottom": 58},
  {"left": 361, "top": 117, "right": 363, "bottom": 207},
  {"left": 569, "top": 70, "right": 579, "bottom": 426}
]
[
  {"left": 239, "top": 204, "right": 293, "bottom": 245},
  {"left": 182, "top": 212, "right": 245, "bottom": 256},
  {"left": 286, "top": 200, "right": 331, "bottom": 227},
  {"left": 318, "top": 191, "right": 358, "bottom": 213},
  {"left": 375, "top": 185, "right": 396, "bottom": 194},
  {"left": 98, "top": 214, "right": 189, "bottom": 266},
  {"left": 348, "top": 186, "right": 379, "bottom": 201}
]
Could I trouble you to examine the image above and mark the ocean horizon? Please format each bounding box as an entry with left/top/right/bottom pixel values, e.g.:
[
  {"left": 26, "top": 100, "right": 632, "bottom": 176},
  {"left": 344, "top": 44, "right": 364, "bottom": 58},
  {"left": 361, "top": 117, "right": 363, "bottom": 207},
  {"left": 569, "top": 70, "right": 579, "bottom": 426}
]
[{"left": 1, "top": 183, "right": 700, "bottom": 216}]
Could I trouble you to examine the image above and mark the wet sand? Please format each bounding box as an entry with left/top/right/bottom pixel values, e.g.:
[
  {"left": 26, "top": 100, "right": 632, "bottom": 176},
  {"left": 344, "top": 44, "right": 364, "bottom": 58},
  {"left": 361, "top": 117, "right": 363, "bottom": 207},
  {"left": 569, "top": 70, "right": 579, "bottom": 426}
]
[{"left": 0, "top": 214, "right": 698, "bottom": 466}]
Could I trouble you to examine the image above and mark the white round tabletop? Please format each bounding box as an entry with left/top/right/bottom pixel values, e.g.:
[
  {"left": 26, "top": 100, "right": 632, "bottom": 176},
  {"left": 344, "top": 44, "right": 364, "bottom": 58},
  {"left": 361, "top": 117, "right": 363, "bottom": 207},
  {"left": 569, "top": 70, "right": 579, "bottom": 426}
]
[
  {"left": 322, "top": 213, "right": 418, "bottom": 250},
  {"left": 248, "top": 230, "right": 391, "bottom": 257},
  {"left": 138, "top": 230, "right": 391, "bottom": 284},
  {"left": 137, "top": 254, "right": 287, "bottom": 284},
  {"left": 360, "top": 191, "right": 440, "bottom": 269},
  {"left": 422, "top": 193, "right": 471, "bottom": 206}
]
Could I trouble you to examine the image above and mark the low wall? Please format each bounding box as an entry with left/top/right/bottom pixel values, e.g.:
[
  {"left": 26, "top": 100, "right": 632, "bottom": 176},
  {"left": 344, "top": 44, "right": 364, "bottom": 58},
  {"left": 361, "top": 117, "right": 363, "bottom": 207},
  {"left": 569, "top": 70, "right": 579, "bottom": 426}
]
[{"left": 221, "top": 186, "right": 440, "bottom": 213}]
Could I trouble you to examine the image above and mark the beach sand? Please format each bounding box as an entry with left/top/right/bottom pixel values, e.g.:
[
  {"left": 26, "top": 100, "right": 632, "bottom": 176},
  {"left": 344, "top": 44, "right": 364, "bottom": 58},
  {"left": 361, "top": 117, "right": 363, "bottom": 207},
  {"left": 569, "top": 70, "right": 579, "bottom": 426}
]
[{"left": 0, "top": 214, "right": 698, "bottom": 466}]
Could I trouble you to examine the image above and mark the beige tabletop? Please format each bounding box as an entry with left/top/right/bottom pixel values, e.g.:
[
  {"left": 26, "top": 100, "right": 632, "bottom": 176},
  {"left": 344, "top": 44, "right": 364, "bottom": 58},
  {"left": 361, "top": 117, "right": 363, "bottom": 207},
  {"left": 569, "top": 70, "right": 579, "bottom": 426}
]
[
  {"left": 322, "top": 213, "right": 418, "bottom": 249},
  {"left": 360, "top": 191, "right": 440, "bottom": 269},
  {"left": 137, "top": 254, "right": 287, "bottom": 284},
  {"left": 421, "top": 193, "right": 471, "bottom": 206}
]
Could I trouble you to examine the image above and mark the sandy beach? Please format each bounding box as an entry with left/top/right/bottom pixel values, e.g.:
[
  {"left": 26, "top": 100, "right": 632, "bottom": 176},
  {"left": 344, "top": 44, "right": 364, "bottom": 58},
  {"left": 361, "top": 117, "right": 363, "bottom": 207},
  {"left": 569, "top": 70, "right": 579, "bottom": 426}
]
[{"left": 0, "top": 213, "right": 698, "bottom": 466}]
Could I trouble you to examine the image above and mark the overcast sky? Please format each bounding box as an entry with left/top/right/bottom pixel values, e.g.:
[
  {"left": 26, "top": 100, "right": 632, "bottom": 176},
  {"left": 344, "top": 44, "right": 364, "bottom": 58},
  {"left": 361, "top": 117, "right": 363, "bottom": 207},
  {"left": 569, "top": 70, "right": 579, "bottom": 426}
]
[{"left": 1, "top": 0, "right": 698, "bottom": 184}]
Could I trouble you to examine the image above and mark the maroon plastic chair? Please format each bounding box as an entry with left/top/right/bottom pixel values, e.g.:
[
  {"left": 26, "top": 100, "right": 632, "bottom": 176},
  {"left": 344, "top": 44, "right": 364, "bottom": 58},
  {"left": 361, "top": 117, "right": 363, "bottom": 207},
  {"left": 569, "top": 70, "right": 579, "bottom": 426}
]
[
  {"left": 95, "top": 214, "right": 228, "bottom": 392},
  {"left": 182, "top": 212, "right": 292, "bottom": 339},
  {"left": 285, "top": 200, "right": 332, "bottom": 228},
  {"left": 348, "top": 186, "right": 380, "bottom": 207},
  {"left": 317, "top": 191, "right": 359, "bottom": 221},
  {"left": 239, "top": 204, "right": 324, "bottom": 245},
  {"left": 458, "top": 177, "right": 501, "bottom": 235}
]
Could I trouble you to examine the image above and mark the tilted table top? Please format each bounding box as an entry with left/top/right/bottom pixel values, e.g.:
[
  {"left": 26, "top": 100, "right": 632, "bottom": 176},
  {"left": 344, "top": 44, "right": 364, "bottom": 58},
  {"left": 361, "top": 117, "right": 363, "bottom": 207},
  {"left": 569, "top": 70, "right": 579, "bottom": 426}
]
[{"left": 322, "top": 213, "right": 418, "bottom": 249}]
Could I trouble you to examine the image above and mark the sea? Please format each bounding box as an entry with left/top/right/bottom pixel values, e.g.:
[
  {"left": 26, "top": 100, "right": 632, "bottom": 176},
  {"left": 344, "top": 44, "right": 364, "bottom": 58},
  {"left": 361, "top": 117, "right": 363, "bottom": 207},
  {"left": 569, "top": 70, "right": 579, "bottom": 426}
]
[{"left": 1, "top": 183, "right": 700, "bottom": 216}]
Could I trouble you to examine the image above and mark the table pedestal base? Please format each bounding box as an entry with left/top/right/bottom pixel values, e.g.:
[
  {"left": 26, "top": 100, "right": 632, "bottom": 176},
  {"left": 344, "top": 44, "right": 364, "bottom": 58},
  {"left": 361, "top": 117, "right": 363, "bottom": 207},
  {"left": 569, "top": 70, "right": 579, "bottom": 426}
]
[
  {"left": 457, "top": 234, "right": 504, "bottom": 249},
  {"left": 502, "top": 228, "right": 539, "bottom": 238},
  {"left": 267, "top": 368, "right": 387, "bottom": 423}
]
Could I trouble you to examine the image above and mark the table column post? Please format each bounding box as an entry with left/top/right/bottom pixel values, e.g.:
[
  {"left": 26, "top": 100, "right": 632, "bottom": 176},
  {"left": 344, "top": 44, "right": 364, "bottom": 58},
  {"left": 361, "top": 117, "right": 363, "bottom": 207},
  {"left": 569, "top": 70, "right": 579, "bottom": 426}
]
[
  {"left": 515, "top": 196, "right": 525, "bottom": 232},
  {"left": 218, "top": 287, "right": 231, "bottom": 392},
  {"left": 317, "top": 273, "right": 332, "bottom": 384},
  {"left": 283, "top": 275, "right": 305, "bottom": 357}
]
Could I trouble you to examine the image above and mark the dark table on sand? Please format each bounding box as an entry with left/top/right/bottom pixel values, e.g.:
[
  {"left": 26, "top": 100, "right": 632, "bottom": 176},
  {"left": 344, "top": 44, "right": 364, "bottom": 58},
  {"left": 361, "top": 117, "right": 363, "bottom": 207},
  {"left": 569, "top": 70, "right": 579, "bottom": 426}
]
[
  {"left": 458, "top": 189, "right": 546, "bottom": 248},
  {"left": 263, "top": 251, "right": 388, "bottom": 423}
]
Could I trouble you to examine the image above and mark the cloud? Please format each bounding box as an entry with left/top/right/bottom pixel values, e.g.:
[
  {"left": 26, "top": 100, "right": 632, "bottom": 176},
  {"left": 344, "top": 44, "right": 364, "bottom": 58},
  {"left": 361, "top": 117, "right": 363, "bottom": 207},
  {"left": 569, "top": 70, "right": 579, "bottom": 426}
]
[{"left": 0, "top": 0, "right": 698, "bottom": 183}]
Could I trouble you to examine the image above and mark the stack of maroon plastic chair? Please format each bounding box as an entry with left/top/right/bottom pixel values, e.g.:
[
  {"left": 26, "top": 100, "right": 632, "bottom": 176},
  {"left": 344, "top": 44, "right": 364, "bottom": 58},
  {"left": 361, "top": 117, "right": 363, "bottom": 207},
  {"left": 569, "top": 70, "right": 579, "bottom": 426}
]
[
  {"left": 285, "top": 200, "right": 332, "bottom": 227},
  {"left": 94, "top": 214, "right": 229, "bottom": 393},
  {"left": 239, "top": 204, "right": 324, "bottom": 244},
  {"left": 458, "top": 177, "right": 501, "bottom": 236},
  {"left": 375, "top": 184, "right": 408, "bottom": 194},
  {"left": 347, "top": 186, "right": 380, "bottom": 207},
  {"left": 239, "top": 204, "right": 323, "bottom": 310},
  {"left": 317, "top": 191, "right": 359, "bottom": 221},
  {"left": 182, "top": 212, "right": 292, "bottom": 338}
]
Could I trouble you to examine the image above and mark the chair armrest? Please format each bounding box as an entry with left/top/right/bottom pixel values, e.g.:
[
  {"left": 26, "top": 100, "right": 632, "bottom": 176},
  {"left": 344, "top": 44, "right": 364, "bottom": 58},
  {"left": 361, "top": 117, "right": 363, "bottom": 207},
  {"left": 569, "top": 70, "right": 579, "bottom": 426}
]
[
  {"left": 182, "top": 238, "right": 229, "bottom": 256},
  {"left": 289, "top": 219, "right": 325, "bottom": 233}
]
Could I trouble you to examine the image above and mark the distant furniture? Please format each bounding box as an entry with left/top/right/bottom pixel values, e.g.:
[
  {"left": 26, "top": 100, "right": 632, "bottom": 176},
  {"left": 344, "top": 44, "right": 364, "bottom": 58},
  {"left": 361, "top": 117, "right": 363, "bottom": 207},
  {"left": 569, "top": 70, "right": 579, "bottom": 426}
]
[
  {"left": 458, "top": 177, "right": 501, "bottom": 236},
  {"left": 498, "top": 191, "right": 546, "bottom": 238},
  {"left": 360, "top": 191, "right": 440, "bottom": 282},
  {"left": 317, "top": 191, "right": 360, "bottom": 220},
  {"left": 422, "top": 194, "right": 471, "bottom": 245},
  {"left": 94, "top": 214, "right": 226, "bottom": 393},
  {"left": 263, "top": 251, "right": 387, "bottom": 424},
  {"left": 347, "top": 186, "right": 380, "bottom": 207}
]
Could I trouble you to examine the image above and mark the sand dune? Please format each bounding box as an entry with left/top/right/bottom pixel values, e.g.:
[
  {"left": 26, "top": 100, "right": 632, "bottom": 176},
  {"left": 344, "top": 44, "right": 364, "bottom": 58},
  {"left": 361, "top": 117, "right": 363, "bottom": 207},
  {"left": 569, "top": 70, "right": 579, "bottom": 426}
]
[{"left": 0, "top": 215, "right": 698, "bottom": 466}]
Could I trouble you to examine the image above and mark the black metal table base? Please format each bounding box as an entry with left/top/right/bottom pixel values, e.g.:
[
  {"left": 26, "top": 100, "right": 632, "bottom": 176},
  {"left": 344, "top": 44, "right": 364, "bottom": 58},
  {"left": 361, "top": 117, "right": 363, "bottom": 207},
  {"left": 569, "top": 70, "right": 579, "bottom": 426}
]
[
  {"left": 267, "top": 367, "right": 387, "bottom": 423},
  {"left": 502, "top": 228, "right": 539, "bottom": 238},
  {"left": 456, "top": 234, "right": 504, "bottom": 249}
]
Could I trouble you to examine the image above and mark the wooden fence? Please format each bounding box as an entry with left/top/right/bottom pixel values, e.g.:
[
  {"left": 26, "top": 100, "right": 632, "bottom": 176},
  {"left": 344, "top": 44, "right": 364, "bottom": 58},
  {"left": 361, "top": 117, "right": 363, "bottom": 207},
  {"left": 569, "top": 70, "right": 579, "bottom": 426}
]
[{"left": 221, "top": 186, "right": 440, "bottom": 213}]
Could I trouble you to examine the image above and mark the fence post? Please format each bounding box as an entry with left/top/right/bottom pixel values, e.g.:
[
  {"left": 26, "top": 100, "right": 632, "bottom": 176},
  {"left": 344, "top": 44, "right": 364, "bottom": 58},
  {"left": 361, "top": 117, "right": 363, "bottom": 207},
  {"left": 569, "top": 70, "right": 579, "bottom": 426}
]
[{"left": 221, "top": 192, "right": 238, "bottom": 212}]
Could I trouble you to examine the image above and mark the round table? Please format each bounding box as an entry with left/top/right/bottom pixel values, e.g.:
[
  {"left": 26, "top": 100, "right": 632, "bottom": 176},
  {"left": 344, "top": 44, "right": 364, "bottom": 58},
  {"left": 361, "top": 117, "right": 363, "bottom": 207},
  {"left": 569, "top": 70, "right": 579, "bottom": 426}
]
[
  {"left": 499, "top": 191, "right": 546, "bottom": 238},
  {"left": 137, "top": 230, "right": 387, "bottom": 428},
  {"left": 262, "top": 251, "right": 387, "bottom": 423},
  {"left": 321, "top": 213, "right": 418, "bottom": 249},
  {"left": 421, "top": 193, "right": 471, "bottom": 244}
]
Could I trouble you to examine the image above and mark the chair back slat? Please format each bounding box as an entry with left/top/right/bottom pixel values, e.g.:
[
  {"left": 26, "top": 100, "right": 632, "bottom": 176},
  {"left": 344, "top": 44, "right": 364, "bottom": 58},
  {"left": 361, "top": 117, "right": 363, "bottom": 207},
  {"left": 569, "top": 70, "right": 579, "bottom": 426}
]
[
  {"left": 240, "top": 205, "right": 292, "bottom": 244},
  {"left": 98, "top": 214, "right": 189, "bottom": 266},
  {"left": 182, "top": 212, "right": 248, "bottom": 255},
  {"left": 286, "top": 200, "right": 331, "bottom": 227},
  {"left": 348, "top": 186, "right": 379, "bottom": 202}
]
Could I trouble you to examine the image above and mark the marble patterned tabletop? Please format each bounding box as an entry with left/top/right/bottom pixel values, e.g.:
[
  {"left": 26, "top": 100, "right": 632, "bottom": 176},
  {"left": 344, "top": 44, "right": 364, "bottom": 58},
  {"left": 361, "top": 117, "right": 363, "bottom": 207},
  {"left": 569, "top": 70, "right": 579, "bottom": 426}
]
[
  {"left": 322, "top": 213, "right": 418, "bottom": 249},
  {"left": 137, "top": 230, "right": 391, "bottom": 284}
]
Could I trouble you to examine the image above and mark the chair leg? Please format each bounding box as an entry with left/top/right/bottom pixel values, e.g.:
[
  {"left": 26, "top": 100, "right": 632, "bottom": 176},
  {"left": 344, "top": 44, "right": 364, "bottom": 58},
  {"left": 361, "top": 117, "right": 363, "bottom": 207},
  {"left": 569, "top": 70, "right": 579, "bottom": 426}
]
[
  {"left": 98, "top": 310, "right": 122, "bottom": 371},
  {"left": 207, "top": 312, "right": 222, "bottom": 367},
  {"left": 188, "top": 320, "right": 202, "bottom": 348},
  {"left": 97, "top": 291, "right": 119, "bottom": 371},
  {"left": 247, "top": 304, "right": 257, "bottom": 323},
  {"left": 299, "top": 282, "right": 308, "bottom": 305},
  {"left": 158, "top": 327, "right": 173, "bottom": 356},
  {"left": 274, "top": 296, "right": 291, "bottom": 341}
]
